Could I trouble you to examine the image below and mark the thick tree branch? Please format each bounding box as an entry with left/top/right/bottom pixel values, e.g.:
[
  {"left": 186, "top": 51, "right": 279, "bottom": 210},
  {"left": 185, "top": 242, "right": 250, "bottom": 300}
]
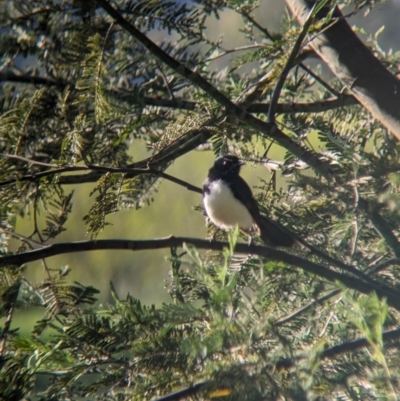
[
  {"left": 2, "top": 236, "right": 400, "bottom": 309},
  {"left": 285, "top": 0, "right": 400, "bottom": 140}
]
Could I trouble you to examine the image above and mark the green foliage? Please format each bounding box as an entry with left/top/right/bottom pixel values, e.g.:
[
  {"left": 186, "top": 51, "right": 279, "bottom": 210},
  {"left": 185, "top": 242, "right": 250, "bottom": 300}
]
[{"left": 1, "top": 0, "right": 400, "bottom": 400}]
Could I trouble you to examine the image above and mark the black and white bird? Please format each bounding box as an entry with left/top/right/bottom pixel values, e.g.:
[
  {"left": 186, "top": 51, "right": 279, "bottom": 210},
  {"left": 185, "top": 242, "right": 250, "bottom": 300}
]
[{"left": 203, "top": 154, "right": 294, "bottom": 247}]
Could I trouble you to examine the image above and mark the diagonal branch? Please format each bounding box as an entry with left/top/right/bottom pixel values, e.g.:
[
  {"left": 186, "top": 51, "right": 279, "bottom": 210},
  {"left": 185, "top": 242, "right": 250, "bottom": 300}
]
[
  {"left": 277, "top": 326, "right": 400, "bottom": 370},
  {"left": 285, "top": 0, "right": 400, "bottom": 140},
  {"left": 275, "top": 288, "right": 341, "bottom": 326},
  {"left": 94, "top": 0, "right": 332, "bottom": 177},
  {"left": 0, "top": 157, "right": 202, "bottom": 194},
  {"left": 268, "top": 3, "right": 317, "bottom": 123},
  {"left": 152, "top": 382, "right": 207, "bottom": 401}
]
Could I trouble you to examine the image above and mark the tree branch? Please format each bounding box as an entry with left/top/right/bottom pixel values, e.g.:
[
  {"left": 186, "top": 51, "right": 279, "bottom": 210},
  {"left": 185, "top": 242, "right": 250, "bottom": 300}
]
[
  {"left": 138, "top": 95, "right": 358, "bottom": 114},
  {"left": 0, "top": 71, "right": 66, "bottom": 87},
  {"left": 268, "top": 3, "right": 317, "bottom": 123},
  {"left": 285, "top": 0, "right": 400, "bottom": 140},
  {"left": 152, "top": 382, "right": 207, "bottom": 401},
  {"left": 0, "top": 72, "right": 358, "bottom": 113},
  {"left": 277, "top": 326, "right": 400, "bottom": 370},
  {"left": 275, "top": 288, "right": 341, "bottom": 326},
  {"left": 298, "top": 62, "right": 340, "bottom": 96},
  {"left": 205, "top": 44, "right": 265, "bottom": 62},
  {"left": 0, "top": 158, "right": 202, "bottom": 194},
  {"left": 2, "top": 236, "right": 400, "bottom": 309}
]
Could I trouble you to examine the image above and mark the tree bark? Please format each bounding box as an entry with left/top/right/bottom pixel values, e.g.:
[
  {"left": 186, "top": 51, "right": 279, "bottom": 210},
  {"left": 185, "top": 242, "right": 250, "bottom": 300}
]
[{"left": 286, "top": 0, "right": 400, "bottom": 140}]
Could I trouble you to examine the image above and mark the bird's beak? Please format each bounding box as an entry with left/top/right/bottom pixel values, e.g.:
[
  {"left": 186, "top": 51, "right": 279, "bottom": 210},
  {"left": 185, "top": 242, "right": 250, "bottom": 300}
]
[{"left": 238, "top": 161, "right": 245, "bottom": 166}]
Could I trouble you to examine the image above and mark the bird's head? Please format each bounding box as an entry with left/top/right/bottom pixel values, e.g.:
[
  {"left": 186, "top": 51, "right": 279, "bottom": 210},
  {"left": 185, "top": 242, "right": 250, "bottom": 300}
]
[{"left": 209, "top": 154, "right": 245, "bottom": 180}]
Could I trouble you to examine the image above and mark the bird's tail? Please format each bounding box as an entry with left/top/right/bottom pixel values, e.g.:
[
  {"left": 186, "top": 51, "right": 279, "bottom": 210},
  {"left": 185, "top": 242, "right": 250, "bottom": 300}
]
[{"left": 257, "top": 216, "right": 294, "bottom": 247}]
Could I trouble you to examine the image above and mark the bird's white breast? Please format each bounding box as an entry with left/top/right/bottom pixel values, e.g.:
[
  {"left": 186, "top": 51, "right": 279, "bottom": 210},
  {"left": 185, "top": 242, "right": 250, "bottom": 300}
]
[{"left": 204, "top": 180, "right": 253, "bottom": 230}]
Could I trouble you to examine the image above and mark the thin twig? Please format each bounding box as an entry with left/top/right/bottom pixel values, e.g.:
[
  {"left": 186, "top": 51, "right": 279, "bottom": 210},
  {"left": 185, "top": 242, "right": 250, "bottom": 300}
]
[
  {"left": 0, "top": 153, "right": 57, "bottom": 167},
  {"left": 368, "top": 258, "right": 400, "bottom": 275},
  {"left": 0, "top": 156, "right": 202, "bottom": 193},
  {"left": 0, "top": 227, "right": 44, "bottom": 248},
  {"left": 0, "top": 71, "right": 65, "bottom": 87},
  {"left": 0, "top": 282, "right": 21, "bottom": 356},
  {"left": 32, "top": 184, "right": 44, "bottom": 242},
  {"left": 237, "top": 9, "right": 275, "bottom": 41},
  {"left": 275, "top": 288, "right": 341, "bottom": 326},
  {"left": 299, "top": 62, "right": 340, "bottom": 96},
  {"left": 275, "top": 258, "right": 400, "bottom": 327},
  {"left": 268, "top": 5, "right": 317, "bottom": 123},
  {"left": 276, "top": 326, "right": 400, "bottom": 370},
  {"left": 0, "top": 165, "right": 89, "bottom": 186},
  {"left": 205, "top": 44, "right": 265, "bottom": 62}
]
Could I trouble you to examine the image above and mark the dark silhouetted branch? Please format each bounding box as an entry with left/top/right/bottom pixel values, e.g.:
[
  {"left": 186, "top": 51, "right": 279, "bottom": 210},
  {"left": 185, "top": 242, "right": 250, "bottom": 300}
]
[
  {"left": 0, "top": 72, "right": 358, "bottom": 113},
  {"left": 0, "top": 158, "right": 202, "bottom": 194},
  {"left": 0, "top": 71, "right": 67, "bottom": 87},
  {"left": 277, "top": 326, "right": 400, "bottom": 370},
  {"left": 268, "top": 2, "right": 317, "bottom": 123},
  {"left": 2, "top": 236, "right": 400, "bottom": 309}
]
